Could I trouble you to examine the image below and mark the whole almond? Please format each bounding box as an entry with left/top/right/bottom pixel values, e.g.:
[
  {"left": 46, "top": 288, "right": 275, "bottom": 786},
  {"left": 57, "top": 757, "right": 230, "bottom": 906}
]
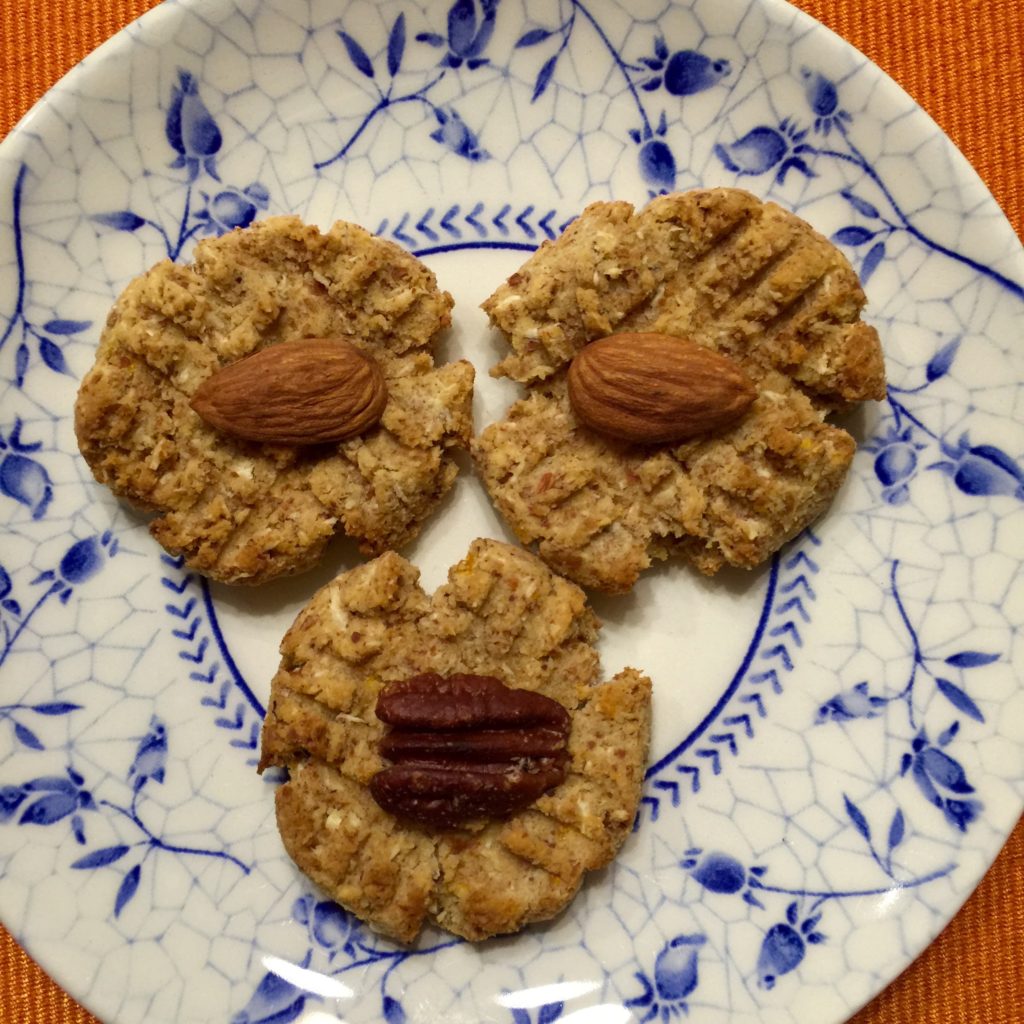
[
  {"left": 190, "top": 337, "right": 387, "bottom": 444},
  {"left": 567, "top": 332, "right": 756, "bottom": 444}
]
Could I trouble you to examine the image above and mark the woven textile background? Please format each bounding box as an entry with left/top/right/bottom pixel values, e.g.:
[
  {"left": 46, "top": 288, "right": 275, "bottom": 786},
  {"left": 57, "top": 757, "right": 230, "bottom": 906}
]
[{"left": 0, "top": 1, "right": 1021, "bottom": 1022}]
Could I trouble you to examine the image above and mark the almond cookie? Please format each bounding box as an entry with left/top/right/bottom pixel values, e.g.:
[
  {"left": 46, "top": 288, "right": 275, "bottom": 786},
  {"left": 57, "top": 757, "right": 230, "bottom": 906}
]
[
  {"left": 75, "top": 216, "right": 473, "bottom": 584},
  {"left": 259, "top": 538, "right": 652, "bottom": 942},
  {"left": 474, "top": 188, "right": 885, "bottom": 592}
]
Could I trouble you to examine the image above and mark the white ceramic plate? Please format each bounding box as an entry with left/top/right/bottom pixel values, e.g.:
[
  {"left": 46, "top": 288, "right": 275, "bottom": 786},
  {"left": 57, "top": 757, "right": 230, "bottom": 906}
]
[{"left": 1, "top": 1, "right": 1022, "bottom": 1022}]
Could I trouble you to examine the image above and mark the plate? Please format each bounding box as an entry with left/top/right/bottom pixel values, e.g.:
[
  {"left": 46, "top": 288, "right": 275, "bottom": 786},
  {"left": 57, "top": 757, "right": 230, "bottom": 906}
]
[{"left": 1, "top": 1, "right": 1022, "bottom": 1022}]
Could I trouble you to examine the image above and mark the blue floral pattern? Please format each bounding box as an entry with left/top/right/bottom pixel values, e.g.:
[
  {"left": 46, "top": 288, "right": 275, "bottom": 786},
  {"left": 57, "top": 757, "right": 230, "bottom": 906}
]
[
  {"left": 0, "top": 1, "right": 1022, "bottom": 1023},
  {"left": 93, "top": 69, "right": 269, "bottom": 259},
  {"left": 715, "top": 68, "right": 1024, "bottom": 296}
]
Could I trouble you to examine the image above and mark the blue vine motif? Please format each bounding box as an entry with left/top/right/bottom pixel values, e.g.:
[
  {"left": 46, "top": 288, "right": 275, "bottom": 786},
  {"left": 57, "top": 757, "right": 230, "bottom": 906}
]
[
  {"left": 714, "top": 68, "right": 1024, "bottom": 297},
  {"left": 640, "top": 533, "right": 821, "bottom": 822},
  {"left": 626, "top": 934, "right": 706, "bottom": 1021},
  {"left": 93, "top": 69, "right": 269, "bottom": 260},
  {"left": 0, "top": 164, "right": 92, "bottom": 386},
  {"left": 0, "top": 418, "right": 53, "bottom": 520},
  {"left": 2, "top": 714, "right": 249, "bottom": 918},
  {"left": 515, "top": 2, "right": 730, "bottom": 194},
  {"left": 0, "top": 699, "right": 80, "bottom": 752},
  {"left": 864, "top": 338, "right": 1024, "bottom": 506},
  {"left": 871, "top": 349, "right": 1024, "bottom": 505},
  {"left": 316, "top": 0, "right": 731, "bottom": 191},
  {"left": 680, "top": 847, "right": 953, "bottom": 991},
  {"left": 316, "top": 9, "right": 491, "bottom": 171},
  {"left": 816, "top": 559, "right": 989, "bottom": 834},
  {"left": 232, "top": 895, "right": 456, "bottom": 1024},
  {"left": 0, "top": 532, "right": 116, "bottom": 671},
  {"left": 509, "top": 1004, "right": 565, "bottom": 1024}
]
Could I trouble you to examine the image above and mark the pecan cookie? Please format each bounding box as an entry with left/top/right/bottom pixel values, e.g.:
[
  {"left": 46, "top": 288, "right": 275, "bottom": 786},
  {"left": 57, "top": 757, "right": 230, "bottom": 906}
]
[
  {"left": 75, "top": 216, "right": 473, "bottom": 584},
  {"left": 474, "top": 188, "right": 886, "bottom": 592},
  {"left": 259, "top": 538, "right": 652, "bottom": 942}
]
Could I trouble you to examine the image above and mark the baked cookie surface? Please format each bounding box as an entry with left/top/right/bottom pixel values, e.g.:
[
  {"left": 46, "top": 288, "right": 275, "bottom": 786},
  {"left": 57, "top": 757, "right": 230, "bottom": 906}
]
[
  {"left": 473, "top": 188, "right": 886, "bottom": 592},
  {"left": 75, "top": 216, "right": 473, "bottom": 584},
  {"left": 259, "top": 538, "right": 652, "bottom": 942}
]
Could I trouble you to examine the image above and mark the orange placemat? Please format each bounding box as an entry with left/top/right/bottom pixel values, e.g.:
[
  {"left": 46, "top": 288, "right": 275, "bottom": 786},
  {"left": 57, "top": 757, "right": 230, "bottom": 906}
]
[{"left": 0, "top": 2, "right": 1021, "bottom": 1023}]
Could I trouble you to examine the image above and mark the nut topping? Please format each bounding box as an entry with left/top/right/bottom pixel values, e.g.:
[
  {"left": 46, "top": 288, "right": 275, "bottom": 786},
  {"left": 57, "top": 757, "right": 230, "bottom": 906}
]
[
  {"left": 190, "top": 337, "right": 387, "bottom": 444},
  {"left": 567, "top": 332, "right": 756, "bottom": 444},
  {"left": 370, "top": 673, "right": 570, "bottom": 829}
]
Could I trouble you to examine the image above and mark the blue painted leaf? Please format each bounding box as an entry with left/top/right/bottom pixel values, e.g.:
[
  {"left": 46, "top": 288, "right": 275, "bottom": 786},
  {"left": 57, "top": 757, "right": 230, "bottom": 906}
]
[
  {"left": 900, "top": 751, "right": 913, "bottom": 775},
  {"left": 807, "top": 932, "right": 826, "bottom": 944},
  {"left": 92, "top": 211, "right": 146, "bottom": 231},
  {"left": 840, "top": 191, "right": 880, "bottom": 220},
  {"left": 800, "top": 914, "right": 822, "bottom": 935},
  {"left": 921, "top": 747, "right": 974, "bottom": 794},
  {"left": 944, "top": 651, "right": 998, "bottom": 669},
  {"left": 337, "top": 31, "right": 374, "bottom": 77},
  {"left": 41, "top": 320, "right": 88, "bottom": 337},
  {"left": 24, "top": 775, "right": 75, "bottom": 793},
  {"left": 382, "top": 995, "right": 407, "bottom": 1024},
  {"left": 532, "top": 55, "right": 558, "bottom": 102},
  {"left": 786, "top": 901, "right": 798, "bottom": 926},
  {"left": 291, "top": 894, "right": 311, "bottom": 926},
  {"left": 938, "top": 721, "right": 960, "bottom": 747},
  {"left": 39, "top": 339, "right": 68, "bottom": 374},
  {"left": 539, "top": 1002, "right": 565, "bottom": 1024},
  {"left": 912, "top": 761, "right": 943, "bottom": 806},
  {"left": 15, "top": 343, "right": 28, "bottom": 386},
  {"left": 240, "top": 969, "right": 306, "bottom": 1024},
  {"left": 516, "top": 27, "right": 552, "bottom": 47},
  {"left": 510, "top": 1011, "right": 531, "bottom": 1024},
  {"left": 71, "top": 813, "right": 86, "bottom": 844},
  {"left": 447, "top": 0, "right": 477, "bottom": 57},
  {"left": 13, "top": 722, "right": 43, "bottom": 750},
  {"left": 19, "top": 792, "right": 76, "bottom": 825},
  {"left": 415, "top": 31, "right": 445, "bottom": 46},
  {"left": 843, "top": 794, "right": 871, "bottom": 841},
  {"left": 861, "top": 241, "right": 886, "bottom": 283},
  {"left": 926, "top": 338, "right": 961, "bottom": 381},
  {"left": 887, "top": 809, "right": 905, "bottom": 852},
  {"left": 71, "top": 844, "right": 130, "bottom": 869},
  {"left": 831, "top": 226, "right": 876, "bottom": 246},
  {"left": 387, "top": 13, "right": 406, "bottom": 76},
  {"left": 2, "top": 598, "right": 20, "bottom": 615},
  {"left": 935, "top": 679, "right": 985, "bottom": 723},
  {"left": 31, "top": 702, "right": 81, "bottom": 715},
  {"left": 115, "top": 863, "right": 141, "bottom": 917}
]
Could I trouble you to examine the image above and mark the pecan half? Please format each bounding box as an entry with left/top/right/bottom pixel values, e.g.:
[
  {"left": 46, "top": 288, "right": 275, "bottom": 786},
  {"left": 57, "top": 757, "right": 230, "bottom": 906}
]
[{"left": 370, "top": 674, "right": 570, "bottom": 829}]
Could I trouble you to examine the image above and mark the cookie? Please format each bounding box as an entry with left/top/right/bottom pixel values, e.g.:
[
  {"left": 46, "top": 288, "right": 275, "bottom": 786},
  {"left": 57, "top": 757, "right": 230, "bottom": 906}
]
[
  {"left": 75, "top": 216, "right": 473, "bottom": 584},
  {"left": 258, "top": 538, "right": 652, "bottom": 942},
  {"left": 474, "top": 188, "right": 885, "bottom": 592}
]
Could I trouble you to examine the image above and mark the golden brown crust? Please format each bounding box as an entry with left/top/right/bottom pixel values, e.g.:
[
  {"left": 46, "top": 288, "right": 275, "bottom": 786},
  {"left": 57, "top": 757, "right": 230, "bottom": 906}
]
[
  {"left": 75, "top": 216, "right": 473, "bottom": 584},
  {"left": 474, "top": 189, "right": 885, "bottom": 591},
  {"left": 259, "top": 539, "right": 652, "bottom": 942}
]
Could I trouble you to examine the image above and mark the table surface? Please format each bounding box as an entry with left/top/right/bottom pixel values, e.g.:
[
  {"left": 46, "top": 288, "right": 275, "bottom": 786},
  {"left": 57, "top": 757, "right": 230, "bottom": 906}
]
[{"left": 0, "top": 1, "right": 1021, "bottom": 1022}]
